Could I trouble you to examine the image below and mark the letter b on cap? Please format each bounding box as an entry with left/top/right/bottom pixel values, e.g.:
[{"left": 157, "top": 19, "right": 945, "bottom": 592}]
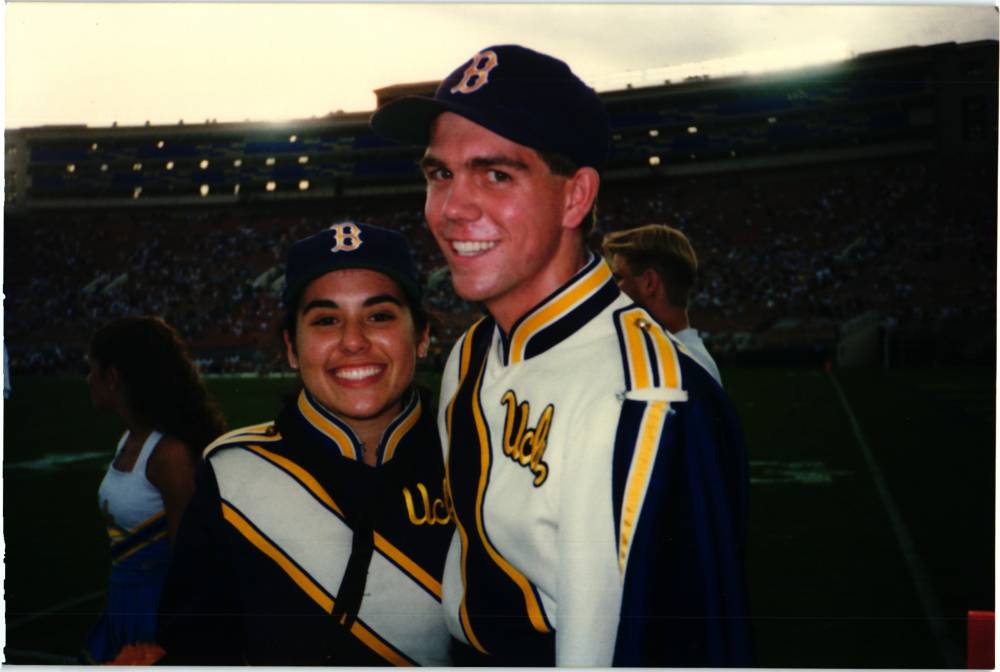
[
  {"left": 450, "top": 50, "right": 498, "bottom": 95},
  {"left": 329, "top": 222, "right": 363, "bottom": 253}
]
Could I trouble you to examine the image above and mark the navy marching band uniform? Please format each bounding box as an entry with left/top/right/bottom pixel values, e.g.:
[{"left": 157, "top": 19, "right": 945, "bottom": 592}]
[
  {"left": 157, "top": 387, "right": 453, "bottom": 665},
  {"left": 438, "top": 255, "right": 753, "bottom": 666}
]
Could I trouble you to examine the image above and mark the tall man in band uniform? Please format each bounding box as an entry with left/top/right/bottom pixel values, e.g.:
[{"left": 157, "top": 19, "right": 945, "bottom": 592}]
[{"left": 372, "top": 44, "right": 752, "bottom": 666}]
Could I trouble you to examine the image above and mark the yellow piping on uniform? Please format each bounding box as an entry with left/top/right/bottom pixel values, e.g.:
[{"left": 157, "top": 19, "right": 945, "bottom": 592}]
[
  {"left": 203, "top": 422, "right": 280, "bottom": 458},
  {"left": 246, "top": 444, "right": 344, "bottom": 514},
  {"left": 618, "top": 401, "right": 667, "bottom": 575},
  {"left": 245, "top": 444, "right": 441, "bottom": 600},
  {"left": 469, "top": 364, "right": 552, "bottom": 634},
  {"left": 112, "top": 530, "right": 168, "bottom": 564},
  {"left": 509, "top": 262, "right": 611, "bottom": 364},
  {"left": 109, "top": 511, "right": 168, "bottom": 563},
  {"left": 621, "top": 309, "right": 653, "bottom": 390},
  {"left": 444, "top": 364, "right": 488, "bottom": 654},
  {"left": 297, "top": 392, "right": 357, "bottom": 460},
  {"left": 349, "top": 621, "right": 414, "bottom": 666},
  {"left": 382, "top": 397, "right": 422, "bottom": 464},
  {"left": 222, "top": 501, "right": 335, "bottom": 612},
  {"left": 646, "top": 322, "right": 681, "bottom": 389},
  {"left": 373, "top": 531, "right": 443, "bottom": 600},
  {"left": 221, "top": 502, "right": 413, "bottom": 666}
]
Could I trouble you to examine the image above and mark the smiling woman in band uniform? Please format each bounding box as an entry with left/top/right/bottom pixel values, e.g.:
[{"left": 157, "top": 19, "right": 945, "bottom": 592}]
[{"left": 157, "top": 223, "right": 454, "bottom": 666}]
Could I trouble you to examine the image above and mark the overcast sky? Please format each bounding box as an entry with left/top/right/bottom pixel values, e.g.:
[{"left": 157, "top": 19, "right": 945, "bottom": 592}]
[{"left": 4, "top": 2, "right": 998, "bottom": 129}]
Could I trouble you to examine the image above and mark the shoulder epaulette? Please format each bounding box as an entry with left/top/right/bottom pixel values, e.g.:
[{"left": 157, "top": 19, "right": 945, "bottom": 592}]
[
  {"left": 612, "top": 307, "right": 688, "bottom": 576},
  {"left": 613, "top": 307, "right": 686, "bottom": 401},
  {"left": 203, "top": 421, "right": 281, "bottom": 460}
]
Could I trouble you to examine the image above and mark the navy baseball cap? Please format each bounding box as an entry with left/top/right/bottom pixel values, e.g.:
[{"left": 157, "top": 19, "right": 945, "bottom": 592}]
[
  {"left": 282, "top": 222, "right": 422, "bottom": 308},
  {"left": 370, "top": 44, "right": 610, "bottom": 173}
]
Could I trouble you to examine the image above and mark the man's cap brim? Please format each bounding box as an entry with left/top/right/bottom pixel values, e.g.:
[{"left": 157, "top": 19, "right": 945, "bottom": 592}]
[
  {"left": 370, "top": 96, "right": 448, "bottom": 147},
  {"left": 371, "top": 95, "right": 555, "bottom": 160}
]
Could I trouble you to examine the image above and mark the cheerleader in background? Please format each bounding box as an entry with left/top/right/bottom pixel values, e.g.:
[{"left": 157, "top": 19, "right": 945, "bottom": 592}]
[{"left": 81, "top": 316, "right": 226, "bottom": 664}]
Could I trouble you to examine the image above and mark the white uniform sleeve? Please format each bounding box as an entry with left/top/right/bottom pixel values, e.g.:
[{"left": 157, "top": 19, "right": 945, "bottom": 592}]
[
  {"left": 554, "top": 393, "right": 624, "bottom": 666},
  {"left": 436, "top": 336, "right": 468, "bottom": 645},
  {"left": 437, "top": 337, "right": 463, "bottom": 461}
]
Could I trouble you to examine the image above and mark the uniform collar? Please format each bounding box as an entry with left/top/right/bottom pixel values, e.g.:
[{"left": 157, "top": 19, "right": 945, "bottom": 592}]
[
  {"left": 496, "top": 253, "right": 620, "bottom": 366},
  {"left": 294, "top": 388, "right": 422, "bottom": 466}
]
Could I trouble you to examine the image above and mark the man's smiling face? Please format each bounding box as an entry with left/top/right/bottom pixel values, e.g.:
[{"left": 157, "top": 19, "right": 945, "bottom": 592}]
[{"left": 421, "top": 112, "right": 578, "bottom": 328}]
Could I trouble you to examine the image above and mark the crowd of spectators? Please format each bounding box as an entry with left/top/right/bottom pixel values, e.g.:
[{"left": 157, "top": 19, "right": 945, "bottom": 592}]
[{"left": 5, "top": 154, "right": 995, "bottom": 375}]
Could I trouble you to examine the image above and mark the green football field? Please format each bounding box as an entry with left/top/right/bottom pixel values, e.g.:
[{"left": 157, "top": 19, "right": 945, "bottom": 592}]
[{"left": 3, "top": 366, "right": 994, "bottom": 666}]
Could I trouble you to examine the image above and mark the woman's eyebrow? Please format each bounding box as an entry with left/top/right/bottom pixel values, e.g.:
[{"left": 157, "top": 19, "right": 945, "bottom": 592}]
[
  {"left": 301, "top": 298, "right": 338, "bottom": 314},
  {"left": 364, "top": 294, "right": 403, "bottom": 308}
]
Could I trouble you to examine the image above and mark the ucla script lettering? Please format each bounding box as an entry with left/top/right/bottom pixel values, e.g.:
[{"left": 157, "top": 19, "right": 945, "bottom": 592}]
[
  {"left": 403, "top": 481, "right": 452, "bottom": 526},
  {"left": 500, "top": 390, "right": 553, "bottom": 486}
]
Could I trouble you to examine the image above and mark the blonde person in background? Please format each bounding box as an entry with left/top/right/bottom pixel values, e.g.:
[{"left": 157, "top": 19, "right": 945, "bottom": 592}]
[{"left": 603, "top": 224, "right": 723, "bottom": 386}]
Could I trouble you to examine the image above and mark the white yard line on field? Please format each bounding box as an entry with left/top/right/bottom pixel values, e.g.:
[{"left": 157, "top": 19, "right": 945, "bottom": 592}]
[
  {"left": 827, "top": 370, "right": 962, "bottom": 668},
  {"left": 6, "top": 589, "right": 104, "bottom": 630}
]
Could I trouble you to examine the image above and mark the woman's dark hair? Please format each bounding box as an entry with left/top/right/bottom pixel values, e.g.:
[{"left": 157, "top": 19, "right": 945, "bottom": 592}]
[{"left": 89, "top": 316, "right": 227, "bottom": 454}]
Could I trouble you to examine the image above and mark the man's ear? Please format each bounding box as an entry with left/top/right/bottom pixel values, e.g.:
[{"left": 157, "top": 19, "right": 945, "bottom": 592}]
[
  {"left": 561, "top": 167, "right": 600, "bottom": 231},
  {"left": 638, "top": 267, "right": 660, "bottom": 299},
  {"left": 106, "top": 365, "right": 122, "bottom": 392},
  {"left": 283, "top": 330, "right": 299, "bottom": 370}
]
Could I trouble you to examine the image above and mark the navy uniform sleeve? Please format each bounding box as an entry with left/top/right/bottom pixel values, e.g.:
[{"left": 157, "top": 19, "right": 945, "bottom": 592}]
[
  {"left": 156, "top": 459, "right": 245, "bottom": 664},
  {"left": 612, "top": 364, "right": 754, "bottom": 667}
]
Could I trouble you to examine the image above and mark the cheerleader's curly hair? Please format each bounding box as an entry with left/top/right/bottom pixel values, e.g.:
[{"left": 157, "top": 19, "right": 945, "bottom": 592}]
[{"left": 89, "top": 316, "right": 227, "bottom": 454}]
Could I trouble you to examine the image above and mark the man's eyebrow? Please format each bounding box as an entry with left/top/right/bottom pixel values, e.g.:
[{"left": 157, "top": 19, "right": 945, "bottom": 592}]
[
  {"left": 419, "top": 154, "right": 530, "bottom": 172},
  {"left": 419, "top": 155, "right": 445, "bottom": 171},
  {"left": 469, "top": 156, "right": 530, "bottom": 171}
]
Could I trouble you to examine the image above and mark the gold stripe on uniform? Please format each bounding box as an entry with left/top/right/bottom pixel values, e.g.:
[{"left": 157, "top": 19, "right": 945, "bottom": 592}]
[
  {"left": 348, "top": 621, "right": 414, "bottom": 667},
  {"left": 373, "top": 531, "right": 443, "bottom": 600},
  {"left": 621, "top": 309, "right": 653, "bottom": 390},
  {"left": 113, "top": 530, "right": 168, "bottom": 564},
  {"left": 469, "top": 365, "right": 552, "bottom": 634},
  {"left": 618, "top": 401, "right": 668, "bottom": 574},
  {"left": 382, "top": 397, "right": 422, "bottom": 464},
  {"left": 203, "top": 422, "right": 280, "bottom": 458},
  {"left": 222, "top": 501, "right": 334, "bottom": 613},
  {"left": 509, "top": 262, "right": 611, "bottom": 364},
  {"left": 110, "top": 511, "right": 167, "bottom": 562},
  {"left": 246, "top": 444, "right": 344, "bottom": 514},
  {"left": 459, "top": 319, "right": 486, "bottom": 380},
  {"left": 646, "top": 322, "right": 681, "bottom": 389},
  {"left": 297, "top": 392, "right": 357, "bottom": 460},
  {"left": 221, "top": 502, "right": 414, "bottom": 666},
  {"left": 244, "top": 444, "right": 441, "bottom": 601}
]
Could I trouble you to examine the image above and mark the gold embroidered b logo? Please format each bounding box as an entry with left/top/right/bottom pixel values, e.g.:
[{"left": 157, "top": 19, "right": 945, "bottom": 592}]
[
  {"left": 329, "top": 223, "right": 363, "bottom": 253},
  {"left": 450, "top": 50, "right": 499, "bottom": 95}
]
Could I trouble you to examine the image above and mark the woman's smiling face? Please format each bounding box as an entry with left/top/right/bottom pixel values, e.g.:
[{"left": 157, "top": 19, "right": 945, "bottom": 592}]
[{"left": 284, "top": 268, "right": 428, "bottom": 434}]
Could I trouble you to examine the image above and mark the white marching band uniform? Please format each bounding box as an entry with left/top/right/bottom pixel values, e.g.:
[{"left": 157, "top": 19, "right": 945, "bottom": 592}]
[{"left": 438, "top": 255, "right": 752, "bottom": 666}]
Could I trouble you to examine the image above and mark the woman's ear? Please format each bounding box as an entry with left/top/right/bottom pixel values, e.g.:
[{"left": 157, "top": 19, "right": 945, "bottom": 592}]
[
  {"left": 416, "top": 323, "right": 431, "bottom": 359},
  {"left": 283, "top": 330, "right": 299, "bottom": 370}
]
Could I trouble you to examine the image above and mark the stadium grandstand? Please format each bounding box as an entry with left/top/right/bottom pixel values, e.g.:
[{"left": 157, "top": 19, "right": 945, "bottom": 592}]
[{"left": 5, "top": 39, "right": 997, "bottom": 375}]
